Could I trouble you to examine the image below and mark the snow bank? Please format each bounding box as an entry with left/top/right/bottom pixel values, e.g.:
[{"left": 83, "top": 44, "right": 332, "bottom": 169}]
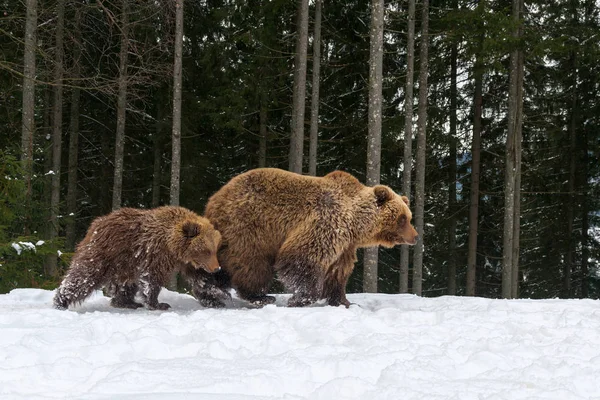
[{"left": 1, "top": 289, "right": 599, "bottom": 399}]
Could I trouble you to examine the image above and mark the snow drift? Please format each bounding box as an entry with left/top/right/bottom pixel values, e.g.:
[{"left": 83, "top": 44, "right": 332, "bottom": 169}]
[{"left": 1, "top": 289, "right": 599, "bottom": 399}]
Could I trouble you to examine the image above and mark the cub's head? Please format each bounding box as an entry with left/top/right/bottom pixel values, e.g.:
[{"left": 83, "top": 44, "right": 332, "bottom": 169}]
[
  {"left": 170, "top": 218, "right": 222, "bottom": 273},
  {"left": 370, "top": 185, "right": 418, "bottom": 247}
]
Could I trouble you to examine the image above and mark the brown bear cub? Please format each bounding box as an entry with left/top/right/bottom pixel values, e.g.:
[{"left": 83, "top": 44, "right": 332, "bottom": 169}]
[
  {"left": 197, "top": 168, "right": 418, "bottom": 308},
  {"left": 54, "top": 206, "right": 225, "bottom": 311}
]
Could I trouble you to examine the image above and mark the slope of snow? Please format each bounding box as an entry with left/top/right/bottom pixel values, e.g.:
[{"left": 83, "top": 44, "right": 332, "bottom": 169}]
[{"left": 1, "top": 289, "right": 600, "bottom": 399}]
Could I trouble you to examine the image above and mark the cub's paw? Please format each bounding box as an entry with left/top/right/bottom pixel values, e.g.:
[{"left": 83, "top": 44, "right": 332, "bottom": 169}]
[
  {"left": 247, "top": 295, "right": 276, "bottom": 307},
  {"left": 147, "top": 302, "right": 171, "bottom": 311}
]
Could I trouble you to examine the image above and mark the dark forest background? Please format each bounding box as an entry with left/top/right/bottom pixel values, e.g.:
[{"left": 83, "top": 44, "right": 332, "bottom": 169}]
[{"left": 1, "top": 0, "right": 599, "bottom": 299}]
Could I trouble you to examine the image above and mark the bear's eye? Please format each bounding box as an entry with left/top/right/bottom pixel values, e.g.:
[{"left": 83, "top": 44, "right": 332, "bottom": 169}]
[{"left": 397, "top": 215, "right": 407, "bottom": 227}]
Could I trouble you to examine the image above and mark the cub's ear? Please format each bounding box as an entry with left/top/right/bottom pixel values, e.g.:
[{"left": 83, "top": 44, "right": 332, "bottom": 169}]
[
  {"left": 374, "top": 185, "right": 393, "bottom": 207},
  {"left": 182, "top": 221, "right": 200, "bottom": 239},
  {"left": 401, "top": 195, "right": 410, "bottom": 206}
]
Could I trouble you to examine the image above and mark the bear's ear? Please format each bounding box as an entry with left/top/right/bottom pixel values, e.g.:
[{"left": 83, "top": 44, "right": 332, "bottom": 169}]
[
  {"left": 401, "top": 195, "right": 409, "bottom": 206},
  {"left": 182, "top": 221, "right": 200, "bottom": 239},
  {"left": 374, "top": 185, "right": 393, "bottom": 207}
]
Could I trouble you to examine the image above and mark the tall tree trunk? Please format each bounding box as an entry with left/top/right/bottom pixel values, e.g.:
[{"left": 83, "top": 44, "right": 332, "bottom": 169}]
[
  {"left": 502, "top": 0, "right": 524, "bottom": 299},
  {"left": 65, "top": 7, "right": 83, "bottom": 251},
  {"left": 21, "top": 0, "right": 37, "bottom": 228},
  {"left": 151, "top": 95, "right": 163, "bottom": 208},
  {"left": 169, "top": 0, "right": 185, "bottom": 291},
  {"left": 511, "top": 45, "right": 524, "bottom": 299},
  {"left": 412, "top": 0, "right": 430, "bottom": 296},
  {"left": 447, "top": 36, "right": 458, "bottom": 296},
  {"left": 467, "top": 17, "right": 484, "bottom": 296},
  {"left": 112, "top": 0, "right": 129, "bottom": 210},
  {"left": 259, "top": 93, "right": 267, "bottom": 168},
  {"left": 564, "top": 51, "right": 578, "bottom": 299},
  {"left": 581, "top": 127, "right": 589, "bottom": 298},
  {"left": 363, "top": 0, "right": 384, "bottom": 294},
  {"left": 46, "top": 0, "right": 66, "bottom": 277},
  {"left": 288, "top": 0, "right": 309, "bottom": 174},
  {"left": 308, "top": 0, "right": 322, "bottom": 176},
  {"left": 399, "top": 0, "right": 416, "bottom": 294}
]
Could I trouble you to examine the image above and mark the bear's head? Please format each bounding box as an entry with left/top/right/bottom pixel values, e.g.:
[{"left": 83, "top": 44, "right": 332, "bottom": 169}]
[
  {"left": 370, "top": 185, "right": 418, "bottom": 248},
  {"left": 170, "top": 218, "right": 222, "bottom": 273}
]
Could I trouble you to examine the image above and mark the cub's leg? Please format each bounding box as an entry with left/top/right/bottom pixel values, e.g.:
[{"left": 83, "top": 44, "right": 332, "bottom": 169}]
[
  {"left": 183, "top": 266, "right": 231, "bottom": 308},
  {"left": 109, "top": 282, "right": 143, "bottom": 309},
  {"left": 54, "top": 259, "right": 108, "bottom": 310},
  {"left": 139, "top": 272, "right": 170, "bottom": 310}
]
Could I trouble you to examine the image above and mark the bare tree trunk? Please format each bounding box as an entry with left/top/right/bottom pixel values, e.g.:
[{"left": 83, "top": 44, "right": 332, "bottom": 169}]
[
  {"left": 112, "top": 0, "right": 129, "bottom": 210},
  {"left": 151, "top": 96, "right": 163, "bottom": 208},
  {"left": 581, "top": 125, "right": 589, "bottom": 298},
  {"left": 46, "top": 0, "right": 66, "bottom": 277},
  {"left": 21, "top": 0, "right": 37, "bottom": 225},
  {"left": 65, "top": 7, "right": 83, "bottom": 252},
  {"left": 289, "top": 0, "right": 309, "bottom": 174},
  {"left": 447, "top": 36, "right": 458, "bottom": 296},
  {"left": 467, "top": 22, "right": 484, "bottom": 297},
  {"left": 362, "top": 0, "right": 384, "bottom": 294},
  {"left": 511, "top": 46, "right": 524, "bottom": 299},
  {"left": 399, "top": 0, "right": 416, "bottom": 294},
  {"left": 412, "top": 0, "right": 430, "bottom": 297},
  {"left": 502, "top": 0, "right": 524, "bottom": 299},
  {"left": 168, "top": 0, "right": 185, "bottom": 291},
  {"left": 564, "top": 51, "right": 578, "bottom": 299},
  {"left": 308, "top": 0, "right": 322, "bottom": 177},
  {"left": 259, "top": 94, "right": 267, "bottom": 168}
]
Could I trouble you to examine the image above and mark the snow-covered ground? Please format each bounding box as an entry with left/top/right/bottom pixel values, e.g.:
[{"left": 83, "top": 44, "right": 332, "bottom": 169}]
[{"left": 1, "top": 289, "right": 599, "bottom": 400}]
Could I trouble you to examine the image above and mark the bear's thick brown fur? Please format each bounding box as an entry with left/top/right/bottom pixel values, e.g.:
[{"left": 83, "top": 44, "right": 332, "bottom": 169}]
[
  {"left": 199, "top": 168, "right": 418, "bottom": 308},
  {"left": 53, "top": 206, "right": 224, "bottom": 310}
]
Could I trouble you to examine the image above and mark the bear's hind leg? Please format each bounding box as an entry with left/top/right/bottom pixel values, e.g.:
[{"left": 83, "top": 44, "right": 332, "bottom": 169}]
[
  {"left": 109, "top": 282, "right": 143, "bottom": 309},
  {"left": 54, "top": 260, "right": 107, "bottom": 310}
]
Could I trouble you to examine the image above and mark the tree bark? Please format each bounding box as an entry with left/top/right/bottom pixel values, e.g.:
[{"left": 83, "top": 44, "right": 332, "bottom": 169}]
[
  {"left": 581, "top": 127, "right": 589, "bottom": 298},
  {"left": 511, "top": 45, "right": 524, "bottom": 299},
  {"left": 46, "top": 0, "right": 66, "bottom": 277},
  {"left": 564, "top": 51, "right": 578, "bottom": 299},
  {"left": 21, "top": 0, "right": 37, "bottom": 221},
  {"left": 112, "top": 0, "right": 129, "bottom": 210},
  {"left": 168, "top": 0, "right": 185, "bottom": 291},
  {"left": 151, "top": 96, "right": 163, "bottom": 208},
  {"left": 65, "top": 7, "right": 83, "bottom": 252},
  {"left": 308, "top": 0, "right": 322, "bottom": 177},
  {"left": 467, "top": 16, "right": 484, "bottom": 296},
  {"left": 363, "top": 0, "right": 384, "bottom": 294},
  {"left": 259, "top": 93, "right": 267, "bottom": 168},
  {"left": 502, "top": 0, "right": 524, "bottom": 299},
  {"left": 447, "top": 34, "right": 458, "bottom": 296},
  {"left": 399, "top": 0, "right": 416, "bottom": 294},
  {"left": 412, "top": 0, "right": 430, "bottom": 296},
  {"left": 289, "top": 0, "right": 309, "bottom": 174}
]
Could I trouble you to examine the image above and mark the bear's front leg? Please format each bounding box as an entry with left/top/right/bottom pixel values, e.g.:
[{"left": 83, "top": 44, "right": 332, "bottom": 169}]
[
  {"left": 322, "top": 249, "right": 356, "bottom": 308},
  {"left": 275, "top": 256, "right": 324, "bottom": 308},
  {"left": 139, "top": 273, "right": 170, "bottom": 310}
]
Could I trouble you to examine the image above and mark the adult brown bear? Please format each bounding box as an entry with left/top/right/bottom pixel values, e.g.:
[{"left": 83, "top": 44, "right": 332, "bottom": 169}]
[
  {"left": 54, "top": 206, "right": 224, "bottom": 311},
  {"left": 200, "top": 168, "right": 418, "bottom": 308}
]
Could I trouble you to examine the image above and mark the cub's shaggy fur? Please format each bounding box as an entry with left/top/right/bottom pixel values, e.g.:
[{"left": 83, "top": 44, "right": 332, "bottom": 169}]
[
  {"left": 54, "top": 206, "right": 224, "bottom": 310},
  {"left": 197, "top": 168, "right": 418, "bottom": 308}
]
